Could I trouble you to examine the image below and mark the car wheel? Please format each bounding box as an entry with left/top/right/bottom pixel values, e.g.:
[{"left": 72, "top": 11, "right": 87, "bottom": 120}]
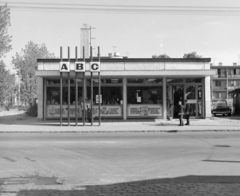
[
  {"left": 228, "top": 113, "right": 231, "bottom": 116},
  {"left": 214, "top": 114, "right": 216, "bottom": 117}
]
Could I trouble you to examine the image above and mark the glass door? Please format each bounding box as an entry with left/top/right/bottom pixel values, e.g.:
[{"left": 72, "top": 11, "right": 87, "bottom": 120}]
[
  {"left": 172, "top": 85, "right": 184, "bottom": 118},
  {"left": 185, "top": 85, "right": 196, "bottom": 117},
  {"left": 185, "top": 84, "right": 203, "bottom": 118}
]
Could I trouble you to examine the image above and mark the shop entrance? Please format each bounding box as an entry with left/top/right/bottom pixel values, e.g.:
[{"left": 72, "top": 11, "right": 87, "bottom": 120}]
[{"left": 167, "top": 84, "right": 203, "bottom": 119}]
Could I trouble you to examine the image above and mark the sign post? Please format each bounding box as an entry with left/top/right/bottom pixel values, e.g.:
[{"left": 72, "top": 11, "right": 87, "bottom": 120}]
[{"left": 58, "top": 46, "right": 100, "bottom": 127}]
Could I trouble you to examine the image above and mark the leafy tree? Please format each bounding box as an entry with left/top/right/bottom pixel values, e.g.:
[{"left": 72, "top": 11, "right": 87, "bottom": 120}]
[
  {"left": 0, "top": 4, "right": 12, "bottom": 59},
  {"left": 12, "top": 41, "right": 55, "bottom": 106},
  {"left": 0, "top": 60, "right": 16, "bottom": 106},
  {"left": 183, "top": 52, "right": 202, "bottom": 58},
  {"left": 152, "top": 54, "right": 170, "bottom": 58}
]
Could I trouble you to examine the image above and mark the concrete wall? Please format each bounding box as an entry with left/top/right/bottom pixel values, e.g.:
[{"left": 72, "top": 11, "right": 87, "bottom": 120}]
[
  {"left": 37, "top": 77, "right": 43, "bottom": 119},
  {"left": 38, "top": 61, "right": 207, "bottom": 71},
  {"left": 205, "top": 76, "right": 212, "bottom": 118}
]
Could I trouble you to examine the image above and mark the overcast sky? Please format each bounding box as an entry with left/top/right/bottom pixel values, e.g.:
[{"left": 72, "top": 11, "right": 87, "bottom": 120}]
[{"left": 2, "top": 0, "right": 240, "bottom": 71}]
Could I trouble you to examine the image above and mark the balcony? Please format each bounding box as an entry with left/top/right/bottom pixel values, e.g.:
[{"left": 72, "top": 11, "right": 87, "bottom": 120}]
[
  {"left": 218, "top": 74, "right": 227, "bottom": 78},
  {"left": 228, "top": 75, "right": 240, "bottom": 78},
  {"left": 213, "top": 86, "right": 227, "bottom": 90}
]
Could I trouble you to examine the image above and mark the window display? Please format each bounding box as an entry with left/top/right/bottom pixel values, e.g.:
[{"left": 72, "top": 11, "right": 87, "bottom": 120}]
[
  {"left": 127, "top": 87, "right": 162, "bottom": 104},
  {"left": 87, "top": 86, "right": 122, "bottom": 105}
]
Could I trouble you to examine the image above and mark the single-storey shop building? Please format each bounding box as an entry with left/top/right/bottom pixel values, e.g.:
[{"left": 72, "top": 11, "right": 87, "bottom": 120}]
[{"left": 36, "top": 57, "right": 215, "bottom": 120}]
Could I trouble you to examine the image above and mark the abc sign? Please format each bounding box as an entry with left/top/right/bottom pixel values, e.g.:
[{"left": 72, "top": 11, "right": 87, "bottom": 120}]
[{"left": 90, "top": 62, "right": 101, "bottom": 72}]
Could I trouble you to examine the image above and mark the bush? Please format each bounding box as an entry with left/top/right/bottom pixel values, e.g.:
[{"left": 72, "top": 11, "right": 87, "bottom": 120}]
[
  {"left": 18, "top": 105, "right": 28, "bottom": 111},
  {"left": 0, "top": 105, "right": 8, "bottom": 112},
  {"left": 26, "top": 103, "right": 38, "bottom": 117}
]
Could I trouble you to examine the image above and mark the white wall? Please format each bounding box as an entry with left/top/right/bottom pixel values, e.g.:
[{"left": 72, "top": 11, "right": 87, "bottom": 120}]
[
  {"left": 37, "top": 77, "right": 43, "bottom": 119},
  {"left": 205, "top": 76, "right": 212, "bottom": 118},
  {"left": 38, "top": 61, "right": 206, "bottom": 71}
]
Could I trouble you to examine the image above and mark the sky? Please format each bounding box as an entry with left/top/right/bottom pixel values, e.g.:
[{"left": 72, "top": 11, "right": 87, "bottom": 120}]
[{"left": 2, "top": 0, "right": 240, "bottom": 72}]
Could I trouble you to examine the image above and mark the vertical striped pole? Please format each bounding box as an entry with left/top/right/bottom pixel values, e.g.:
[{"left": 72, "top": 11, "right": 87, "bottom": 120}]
[
  {"left": 90, "top": 46, "right": 93, "bottom": 126},
  {"left": 68, "top": 47, "right": 70, "bottom": 126},
  {"left": 75, "top": 47, "right": 78, "bottom": 126},
  {"left": 98, "top": 46, "right": 101, "bottom": 126},
  {"left": 60, "top": 47, "right": 63, "bottom": 126},
  {"left": 83, "top": 47, "right": 86, "bottom": 126}
]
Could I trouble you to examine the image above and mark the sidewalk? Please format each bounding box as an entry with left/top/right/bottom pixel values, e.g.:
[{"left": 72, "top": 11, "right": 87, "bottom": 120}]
[{"left": 0, "top": 109, "right": 240, "bottom": 133}]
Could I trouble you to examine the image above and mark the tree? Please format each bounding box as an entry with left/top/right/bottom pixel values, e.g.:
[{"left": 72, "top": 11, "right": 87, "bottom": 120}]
[
  {"left": 152, "top": 54, "right": 171, "bottom": 58},
  {"left": 12, "top": 41, "right": 55, "bottom": 106},
  {"left": 0, "top": 4, "right": 12, "bottom": 58},
  {"left": 183, "top": 52, "right": 202, "bottom": 58},
  {"left": 0, "top": 60, "right": 16, "bottom": 106}
]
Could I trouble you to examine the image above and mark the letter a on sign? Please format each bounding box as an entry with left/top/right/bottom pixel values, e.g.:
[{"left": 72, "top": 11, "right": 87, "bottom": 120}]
[
  {"left": 75, "top": 62, "right": 85, "bottom": 72},
  {"left": 59, "top": 62, "right": 70, "bottom": 72},
  {"left": 90, "top": 62, "right": 101, "bottom": 72}
]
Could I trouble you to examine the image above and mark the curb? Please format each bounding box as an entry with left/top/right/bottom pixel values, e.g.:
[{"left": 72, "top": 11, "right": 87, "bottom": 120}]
[{"left": 0, "top": 129, "right": 240, "bottom": 133}]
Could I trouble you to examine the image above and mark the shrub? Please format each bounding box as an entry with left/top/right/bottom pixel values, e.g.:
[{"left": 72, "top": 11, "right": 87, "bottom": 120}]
[{"left": 26, "top": 103, "right": 38, "bottom": 117}]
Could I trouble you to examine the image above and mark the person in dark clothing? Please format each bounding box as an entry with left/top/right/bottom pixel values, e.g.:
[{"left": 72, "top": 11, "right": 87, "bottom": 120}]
[
  {"left": 184, "top": 99, "right": 190, "bottom": 125},
  {"left": 178, "top": 101, "right": 184, "bottom": 126}
]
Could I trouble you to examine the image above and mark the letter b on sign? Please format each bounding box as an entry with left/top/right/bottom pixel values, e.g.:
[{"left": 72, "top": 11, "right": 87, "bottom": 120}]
[
  {"left": 90, "top": 62, "right": 101, "bottom": 72},
  {"left": 75, "top": 62, "right": 85, "bottom": 72}
]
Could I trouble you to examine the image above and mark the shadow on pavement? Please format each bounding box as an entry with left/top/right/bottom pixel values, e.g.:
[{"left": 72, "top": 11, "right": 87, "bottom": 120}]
[
  {"left": 0, "top": 111, "right": 157, "bottom": 127},
  {"left": 14, "top": 175, "right": 240, "bottom": 196}
]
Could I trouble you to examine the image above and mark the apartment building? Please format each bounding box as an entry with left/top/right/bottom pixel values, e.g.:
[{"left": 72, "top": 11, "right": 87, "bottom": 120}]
[{"left": 211, "top": 63, "right": 240, "bottom": 109}]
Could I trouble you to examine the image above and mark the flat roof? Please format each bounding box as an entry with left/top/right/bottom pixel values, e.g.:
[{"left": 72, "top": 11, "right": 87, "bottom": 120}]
[
  {"left": 37, "top": 58, "right": 211, "bottom": 63},
  {"left": 211, "top": 65, "right": 240, "bottom": 69}
]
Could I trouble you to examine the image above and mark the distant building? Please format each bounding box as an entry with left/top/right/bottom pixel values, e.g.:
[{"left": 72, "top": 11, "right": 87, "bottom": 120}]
[{"left": 210, "top": 63, "right": 240, "bottom": 112}]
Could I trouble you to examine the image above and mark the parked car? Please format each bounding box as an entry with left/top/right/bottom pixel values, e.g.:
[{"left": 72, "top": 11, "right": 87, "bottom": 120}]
[{"left": 211, "top": 100, "right": 232, "bottom": 116}]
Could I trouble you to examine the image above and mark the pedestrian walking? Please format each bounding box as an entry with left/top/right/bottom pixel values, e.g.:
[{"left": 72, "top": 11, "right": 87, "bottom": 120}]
[
  {"left": 178, "top": 101, "right": 184, "bottom": 126},
  {"left": 85, "top": 98, "right": 92, "bottom": 123},
  {"left": 184, "top": 99, "right": 190, "bottom": 125}
]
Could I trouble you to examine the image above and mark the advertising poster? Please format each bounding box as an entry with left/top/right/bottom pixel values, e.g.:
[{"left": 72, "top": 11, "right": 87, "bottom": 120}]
[
  {"left": 47, "top": 105, "right": 122, "bottom": 118},
  {"left": 47, "top": 105, "right": 82, "bottom": 118},
  {"left": 92, "top": 105, "right": 122, "bottom": 117},
  {"left": 128, "top": 104, "right": 162, "bottom": 117}
]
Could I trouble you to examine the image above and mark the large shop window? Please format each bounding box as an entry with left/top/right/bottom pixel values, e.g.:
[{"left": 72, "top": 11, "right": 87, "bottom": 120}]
[
  {"left": 127, "top": 87, "right": 162, "bottom": 104},
  {"left": 127, "top": 86, "right": 163, "bottom": 117},
  {"left": 47, "top": 87, "right": 83, "bottom": 105},
  {"left": 86, "top": 86, "right": 122, "bottom": 105},
  {"left": 46, "top": 79, "right": 123, "bottom": 118}
]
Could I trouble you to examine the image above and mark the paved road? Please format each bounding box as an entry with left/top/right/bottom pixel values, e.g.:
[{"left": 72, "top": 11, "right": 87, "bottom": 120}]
[{"left": 1, "top": 132, "right": 240, "bottom": 195}]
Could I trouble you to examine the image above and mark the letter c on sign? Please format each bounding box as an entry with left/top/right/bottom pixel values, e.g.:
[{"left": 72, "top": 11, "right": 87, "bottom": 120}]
[
  {"left": 90, "top": 62, "right": 100, "bottom": 72},
  {"left": 92, "top": 63, "right": 98, "bottom": 70}
]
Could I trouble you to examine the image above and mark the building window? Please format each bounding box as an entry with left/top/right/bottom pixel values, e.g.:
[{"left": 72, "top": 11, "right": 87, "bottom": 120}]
[
  {"left": 186, "top": 78, "right": 202, "bottom": 83},
  {"left": 186, "top": 86, "right": 196, "bottom": 99},
  {"left": 215, "top": 81, "right": 221, "bottom": 87},
  {"left": 87, "top": 86, "right": 122, "bottom": 105},
  {"left": 220, "top": 92, "right": 227, "bottom": 99},
  {"left": 234, "top": 69, "right": 236, "bottom": 75},
  {"left": 128, "top": 79, "right": 144, "bottom": 83},
  {"left": 167, "top": 78, "right": 183, "bottom": 83},
  {"left": 127, "top": 86, "right": 162, "bottom": 104},
  {"left": 106, "top": 79, "right": 122, "bottom": 84}
]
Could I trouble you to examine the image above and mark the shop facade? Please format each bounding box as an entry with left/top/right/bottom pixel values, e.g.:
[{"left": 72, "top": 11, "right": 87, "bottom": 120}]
[{"left": 36, "top": 58, "right": 215, "bottom": 120}]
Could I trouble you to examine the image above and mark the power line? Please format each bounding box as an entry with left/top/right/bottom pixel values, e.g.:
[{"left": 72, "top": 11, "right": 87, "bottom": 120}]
[{"left": 2, "top": 1, "right": 240, "bottom": 15}]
